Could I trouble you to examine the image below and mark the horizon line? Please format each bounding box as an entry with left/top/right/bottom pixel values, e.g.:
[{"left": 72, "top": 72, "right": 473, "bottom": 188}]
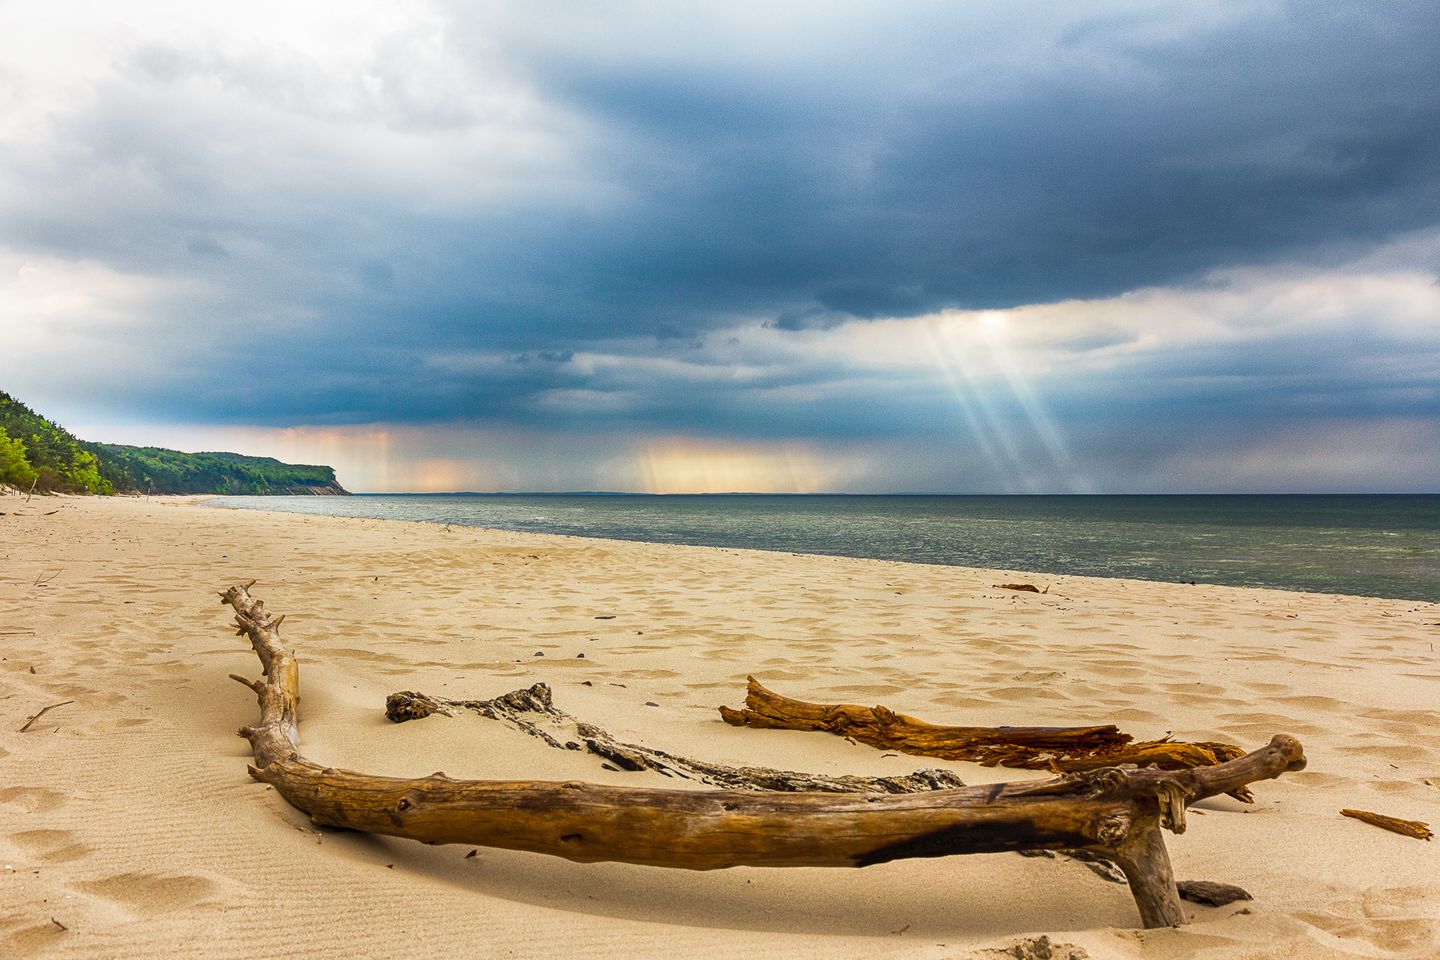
[{"left": 324, "top": 490, "right": 1440, "bottom": 497}]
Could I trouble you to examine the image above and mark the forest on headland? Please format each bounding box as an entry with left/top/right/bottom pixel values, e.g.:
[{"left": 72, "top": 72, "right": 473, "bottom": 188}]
[{"left": 0, "top": 391, "right": 348, "bottom": 495}]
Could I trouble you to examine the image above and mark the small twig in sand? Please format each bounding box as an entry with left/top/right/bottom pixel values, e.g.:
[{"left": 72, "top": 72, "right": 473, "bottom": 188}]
[
  {"left": 50, "top": 918, "right": 67, "bottom": 932},
  {"left": 18, "top": 700, "right": 74, "bottom": 733},
  {"left": 1341, "top": 808, "right": 1433, "bottom": 840},
  {"left": 32, "top": 569, "right": 62, "bottom": 587},
  {"left": 0, "top": 630, "right": 36, "bottom": 636},
  {"left": 293, "top": 824, "right": 324, "bottom": 844}
]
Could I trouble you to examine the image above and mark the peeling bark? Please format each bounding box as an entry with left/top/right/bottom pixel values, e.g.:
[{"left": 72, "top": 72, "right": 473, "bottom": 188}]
[{"left": 385, "top": 686, "right": 968, "bottom": 794}]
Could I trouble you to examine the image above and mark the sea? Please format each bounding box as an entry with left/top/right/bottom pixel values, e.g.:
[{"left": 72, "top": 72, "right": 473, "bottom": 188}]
[{"left": 207, "top": 494, "right": 1440, "bottom": 603}]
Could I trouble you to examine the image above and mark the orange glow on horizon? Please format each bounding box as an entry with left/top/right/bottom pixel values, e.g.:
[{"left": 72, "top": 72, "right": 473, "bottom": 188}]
[{"left": 635, "top": 438, "right": 834, "bottom": 494}]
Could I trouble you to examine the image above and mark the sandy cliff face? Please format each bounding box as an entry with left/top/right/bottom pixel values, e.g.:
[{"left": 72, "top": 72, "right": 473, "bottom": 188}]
[{"left": 280, "top": 479, "right": 350, "bottom": 495}]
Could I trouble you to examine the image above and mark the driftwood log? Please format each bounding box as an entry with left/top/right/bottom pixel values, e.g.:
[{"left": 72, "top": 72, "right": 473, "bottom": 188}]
[
  {"left": 385, "top": 685, "right": 968, "bottom": 793},
  {"left": 388, "top": 684, "right": 1137, "bottom": 884},
  {"left": 223, "top": 582, "right": 1306, "bottom": 929},
  {"left": 720, "top": 677, "right": 1253, "bottom": 801}
]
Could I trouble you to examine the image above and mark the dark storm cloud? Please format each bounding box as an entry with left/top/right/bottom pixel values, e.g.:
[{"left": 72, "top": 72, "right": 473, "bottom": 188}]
[
  {"left": 478, "top": 0, "right": 1440, "bottom": 320},
  {"left": 2, "top": 0, "right": 1439, "bottom": 492},
  {"left": 15, "top": 5, "right": 1440, "bottom": 320}
]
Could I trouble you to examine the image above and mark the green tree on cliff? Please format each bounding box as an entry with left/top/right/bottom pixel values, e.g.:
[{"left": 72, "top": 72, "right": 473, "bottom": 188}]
[{"left": 0, "top": 426, "right": 38, "bottom": 489}]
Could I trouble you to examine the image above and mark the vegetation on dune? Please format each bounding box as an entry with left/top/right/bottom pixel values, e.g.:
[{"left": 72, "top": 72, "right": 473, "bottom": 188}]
[{"left": 0, "top": 390, "right": 347, "bottom": 496}]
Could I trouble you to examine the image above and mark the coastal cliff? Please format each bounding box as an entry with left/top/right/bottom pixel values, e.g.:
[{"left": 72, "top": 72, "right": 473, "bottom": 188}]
[
  {"left": 0, "top": 390, "right": 349, "bottom": 495},
  {"left": 87, "top": 444, "right": 349, "bottom": 496}
]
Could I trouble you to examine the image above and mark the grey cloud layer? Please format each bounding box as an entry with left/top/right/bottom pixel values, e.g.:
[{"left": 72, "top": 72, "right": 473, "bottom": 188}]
[{"left": 2, "top": 1, "right": 1438, "bottom": 490}]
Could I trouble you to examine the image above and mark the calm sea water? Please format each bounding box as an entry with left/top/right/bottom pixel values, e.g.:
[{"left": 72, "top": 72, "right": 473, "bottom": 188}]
[{"left": 209, "top": 494, "right": 1440, "bottom": 602}]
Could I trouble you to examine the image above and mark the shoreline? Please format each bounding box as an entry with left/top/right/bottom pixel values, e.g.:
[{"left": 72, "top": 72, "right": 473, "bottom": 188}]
[
  {"left": 2, "top": 494, "right": 1437, "bottom": 958},
  {"left": 202, "top": 493, "right": 1440, "bottom": 606}
]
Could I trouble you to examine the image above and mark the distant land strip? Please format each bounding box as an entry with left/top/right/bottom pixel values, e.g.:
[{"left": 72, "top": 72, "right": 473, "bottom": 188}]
[{"left": 0, "top": 390, "right": 347, "bottom": 496}]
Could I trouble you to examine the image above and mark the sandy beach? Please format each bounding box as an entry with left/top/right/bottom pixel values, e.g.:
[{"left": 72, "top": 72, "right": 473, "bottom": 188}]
[{"left": 1, "top": 494, "right": 1436, "bottom": 959}]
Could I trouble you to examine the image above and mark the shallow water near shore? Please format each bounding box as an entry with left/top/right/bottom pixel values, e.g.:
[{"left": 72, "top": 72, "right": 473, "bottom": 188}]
[{"left": 209, "top": 493, "right": 1440, "bottom": 602}]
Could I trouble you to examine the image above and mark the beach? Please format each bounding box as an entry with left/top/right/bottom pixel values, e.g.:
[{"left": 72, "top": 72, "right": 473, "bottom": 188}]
[{"left": 2, "top": 494, "right": 1437, "bottom": 959}]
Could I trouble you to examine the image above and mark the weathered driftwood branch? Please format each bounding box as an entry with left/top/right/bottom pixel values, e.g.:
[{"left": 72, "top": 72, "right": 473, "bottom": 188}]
[
  {"left": 720, "top": 677, "right": 1253, "bottom": 801},
  {"left": 1341, "top": 808, "right": 1433, "bottom": 840},
  {"left": 390, "top": 684, "right": 1137, "bottom": 884},
  {"left": 223, "top": 583, "right": 1306, "bottom": 929},
  {"left": 719, "top": 676, "right": 1132, "bottom": 761},
  {"left": 386, "top": 685, "right": 968, "bottom": 794}
]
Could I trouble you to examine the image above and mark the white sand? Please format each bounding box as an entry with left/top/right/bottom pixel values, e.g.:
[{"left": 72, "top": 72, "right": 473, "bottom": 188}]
[{"left": 2, "top": 494, "right": 1437, "bottom": 958}]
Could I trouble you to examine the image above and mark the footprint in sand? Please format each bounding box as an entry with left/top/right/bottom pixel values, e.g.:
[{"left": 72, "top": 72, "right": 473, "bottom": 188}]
[
  {"left": 0, "top": 786, "right": 66, "bottom": 814},
  {"left": 4, "top": 916, "right": 70, "bottom": 955},
  {"left": 1360, "top": 706, "right": 1440, "bottom": 726},
  {"left": 681, "top": 680, "right": 742, "bottom": 692},
  {"left": 1241, "top": 681, "right": 1291, "bottom": 694},
  {"left": 929, "top": 692, "right": 998, "bottom": 711},
  {"left": 1295, "top": 893, "right": 1440, "bottom": 955},
  {"left": 985, "top": 685, "right": 1063, "bottom": 703},
  {"left": 8, "top": 828, "right": 93, "bottom": 864},
  {"left": 1160, "top": 681, "right": 1228, "bottom": 696},
  {"left": 1276, "top": 694, "right": 1351, "bottom": 712},
  {"left": 1335, "top": 742, "right": 1435, "bottom": 764},
  {"left": 71, "top": 872, "right": 218, "bottom": 917}
]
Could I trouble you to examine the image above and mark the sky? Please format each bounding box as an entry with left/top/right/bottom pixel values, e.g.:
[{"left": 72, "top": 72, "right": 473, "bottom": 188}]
[{"left": 2, "top": 0, "right": 1438, "bottom": 493}]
